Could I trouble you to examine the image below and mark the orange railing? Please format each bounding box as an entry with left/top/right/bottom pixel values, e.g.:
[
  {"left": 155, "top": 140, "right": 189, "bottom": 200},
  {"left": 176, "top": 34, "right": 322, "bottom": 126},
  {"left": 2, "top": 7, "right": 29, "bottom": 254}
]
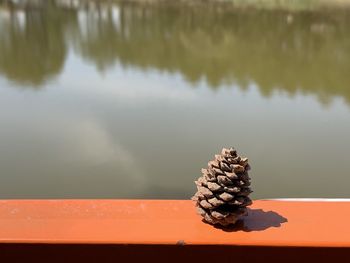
[{"left": 0, "top": 199, "right": 349, "bottom": 262}]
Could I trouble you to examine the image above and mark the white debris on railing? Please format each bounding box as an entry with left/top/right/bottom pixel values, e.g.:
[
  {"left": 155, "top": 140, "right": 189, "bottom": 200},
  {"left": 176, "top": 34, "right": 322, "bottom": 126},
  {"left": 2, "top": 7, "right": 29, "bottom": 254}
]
[{"left": 264, "top": 198, "right": 350, "bottom": 202}]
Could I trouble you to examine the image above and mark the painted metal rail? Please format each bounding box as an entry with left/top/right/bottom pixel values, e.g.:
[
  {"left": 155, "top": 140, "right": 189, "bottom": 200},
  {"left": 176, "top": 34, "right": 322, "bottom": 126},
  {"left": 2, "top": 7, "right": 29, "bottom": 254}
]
[{"left": 0, "top": 199, "right": 349, "bottom": 262}]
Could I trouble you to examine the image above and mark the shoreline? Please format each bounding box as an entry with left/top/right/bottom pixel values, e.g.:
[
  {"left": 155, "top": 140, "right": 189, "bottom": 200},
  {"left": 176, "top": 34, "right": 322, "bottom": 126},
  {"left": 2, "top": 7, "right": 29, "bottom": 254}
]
[{"left": 2, "top": 0, "right": 350, "bottom": 11}]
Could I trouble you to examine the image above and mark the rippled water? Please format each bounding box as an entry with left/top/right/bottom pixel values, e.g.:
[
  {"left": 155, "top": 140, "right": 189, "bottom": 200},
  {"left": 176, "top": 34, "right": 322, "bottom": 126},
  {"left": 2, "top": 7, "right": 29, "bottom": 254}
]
[{"left": 0, "top": 0, "right": 350, "bottom": 199}]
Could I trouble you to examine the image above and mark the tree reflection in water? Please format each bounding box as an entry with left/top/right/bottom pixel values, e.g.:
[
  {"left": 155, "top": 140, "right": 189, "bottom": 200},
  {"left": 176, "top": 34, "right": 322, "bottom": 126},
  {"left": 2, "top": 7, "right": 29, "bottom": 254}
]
[{"left": 0, "top": 0, "right": 350, "bottom": 105}]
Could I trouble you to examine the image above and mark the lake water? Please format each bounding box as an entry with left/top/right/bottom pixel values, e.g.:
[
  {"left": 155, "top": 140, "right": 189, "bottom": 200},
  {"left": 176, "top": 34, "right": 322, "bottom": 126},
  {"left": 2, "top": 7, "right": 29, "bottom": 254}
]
[{"left": 0, "top": 0, "right": 350, "bottom": 199}]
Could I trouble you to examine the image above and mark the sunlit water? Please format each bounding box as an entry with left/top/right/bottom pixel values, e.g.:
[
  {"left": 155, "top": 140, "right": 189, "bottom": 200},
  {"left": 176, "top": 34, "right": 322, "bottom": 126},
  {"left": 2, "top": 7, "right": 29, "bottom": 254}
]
[{"left": 0, "top": 0, "right": 350, "bottom": 199}]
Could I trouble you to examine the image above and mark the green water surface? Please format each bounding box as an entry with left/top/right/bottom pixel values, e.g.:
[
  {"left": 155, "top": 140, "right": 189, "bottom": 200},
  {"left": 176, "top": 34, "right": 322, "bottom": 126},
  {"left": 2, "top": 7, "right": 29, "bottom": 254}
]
[{"left": 0, "top": 0, "right": 350, "bottom": 199}]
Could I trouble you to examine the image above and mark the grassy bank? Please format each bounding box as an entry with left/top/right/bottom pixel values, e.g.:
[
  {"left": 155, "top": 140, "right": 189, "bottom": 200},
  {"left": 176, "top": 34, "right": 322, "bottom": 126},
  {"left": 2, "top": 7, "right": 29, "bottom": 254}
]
[{"left": 2, "top": 0, "right": 350, "bottom": 11}]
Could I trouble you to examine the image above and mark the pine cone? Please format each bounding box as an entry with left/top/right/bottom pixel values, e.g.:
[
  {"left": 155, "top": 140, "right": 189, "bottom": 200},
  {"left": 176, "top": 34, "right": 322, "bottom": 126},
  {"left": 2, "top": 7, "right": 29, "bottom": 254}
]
[{"left": 192, "top": 147, "right": 252, "bottom": 226}]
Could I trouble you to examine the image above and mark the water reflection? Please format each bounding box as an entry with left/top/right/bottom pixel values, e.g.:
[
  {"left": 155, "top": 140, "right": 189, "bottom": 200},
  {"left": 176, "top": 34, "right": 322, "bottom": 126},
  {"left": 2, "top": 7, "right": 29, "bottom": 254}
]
[
  {"left": 1, "top": 0, "right": 350, "bottom": 105},
  {"left": 1, "top": 1, "right": 350, "bottom": 199},
  {"left": 0, "top": 1, "right": 77, "bottom": 86}
]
